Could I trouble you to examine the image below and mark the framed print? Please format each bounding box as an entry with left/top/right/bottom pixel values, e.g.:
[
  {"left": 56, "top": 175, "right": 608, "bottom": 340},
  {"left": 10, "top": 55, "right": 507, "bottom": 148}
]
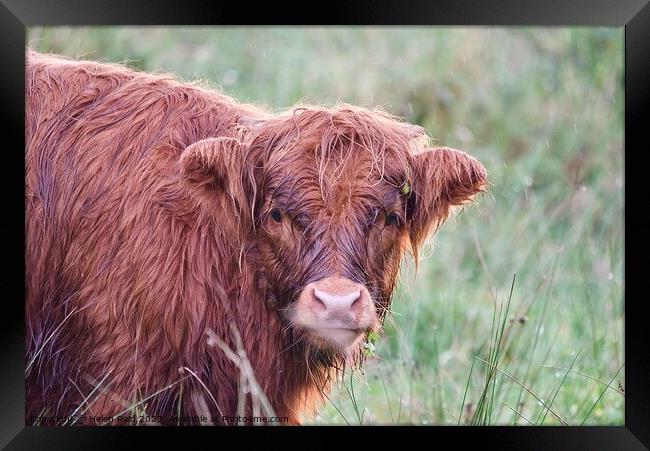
[{"left": 1, "top": 0, "right": 648, "bottom": 449}]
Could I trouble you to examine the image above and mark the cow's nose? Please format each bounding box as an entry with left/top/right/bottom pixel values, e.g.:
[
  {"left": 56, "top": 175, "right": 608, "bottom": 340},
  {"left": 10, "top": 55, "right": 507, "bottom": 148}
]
[
  {"left": 292, "top": 276, "right": 378, "bottom": 347},
  {"left": 313, "top": 288, "right": 361, "bottom": 312},
  {"left": 307, "top": 276, "right": 368, "bottom": 323}
]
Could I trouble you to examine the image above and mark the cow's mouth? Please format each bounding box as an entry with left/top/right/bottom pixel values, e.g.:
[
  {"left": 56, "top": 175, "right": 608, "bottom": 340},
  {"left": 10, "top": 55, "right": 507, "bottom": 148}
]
[{"left": 304, "top": 326, "right": 365, "bottom": 350}]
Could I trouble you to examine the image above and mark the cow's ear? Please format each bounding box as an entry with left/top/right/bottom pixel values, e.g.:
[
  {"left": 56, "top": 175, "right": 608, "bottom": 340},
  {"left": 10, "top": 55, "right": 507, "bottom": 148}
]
[
  {"left": 180, "top": 137, "right": 256, "bottom": 220},
  {"left": 407, "top": 146, "right": 488, "bottom": 252}
]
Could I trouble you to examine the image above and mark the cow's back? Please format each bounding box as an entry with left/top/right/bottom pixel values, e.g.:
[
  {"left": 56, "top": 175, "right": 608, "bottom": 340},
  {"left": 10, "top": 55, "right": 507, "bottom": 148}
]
[
  {"left": 24, "top": 51, "right": 249, "bottom": 422},
  {"left": 26, "top": 51, "right": 194, "bottom": 323}
]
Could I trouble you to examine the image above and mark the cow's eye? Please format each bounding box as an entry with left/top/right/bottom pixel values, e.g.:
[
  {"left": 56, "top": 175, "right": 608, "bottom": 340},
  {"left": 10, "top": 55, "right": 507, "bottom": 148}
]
[
  {"left": 270, "top": 208, "right": 283, "bottom": 223},
  {"left": 385, "top": 212, "right": 399, "bottom": 227}
]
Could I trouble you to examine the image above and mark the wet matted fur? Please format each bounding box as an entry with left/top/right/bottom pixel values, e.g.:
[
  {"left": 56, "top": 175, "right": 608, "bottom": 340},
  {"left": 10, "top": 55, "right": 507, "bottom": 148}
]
[{"left": 25, "top": 50, "right": 487, "bottom": 425}]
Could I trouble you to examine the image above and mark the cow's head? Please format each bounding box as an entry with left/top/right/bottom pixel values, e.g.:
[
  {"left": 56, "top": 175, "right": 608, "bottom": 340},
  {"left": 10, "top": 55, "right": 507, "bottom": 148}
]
[{"left": 181, "top": 106, "right": 487, "bottom": 358}]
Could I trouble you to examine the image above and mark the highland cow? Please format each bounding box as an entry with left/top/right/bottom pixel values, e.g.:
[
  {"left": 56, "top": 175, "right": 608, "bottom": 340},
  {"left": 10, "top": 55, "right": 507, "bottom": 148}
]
[{"left": 25, "top": 50, "right": 487, "bottom": 425}]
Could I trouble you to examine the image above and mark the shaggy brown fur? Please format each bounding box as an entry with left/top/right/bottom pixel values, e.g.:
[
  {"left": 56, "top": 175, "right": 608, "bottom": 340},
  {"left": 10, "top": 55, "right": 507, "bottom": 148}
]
[{"left": 25, "top": 50, "right": 487, "bottom": 425}]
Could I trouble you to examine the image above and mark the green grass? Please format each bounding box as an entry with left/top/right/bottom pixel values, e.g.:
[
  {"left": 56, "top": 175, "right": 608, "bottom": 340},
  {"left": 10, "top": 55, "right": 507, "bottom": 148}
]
[{"left": 28, "top": 26, "right": 624, "bottom": 425}]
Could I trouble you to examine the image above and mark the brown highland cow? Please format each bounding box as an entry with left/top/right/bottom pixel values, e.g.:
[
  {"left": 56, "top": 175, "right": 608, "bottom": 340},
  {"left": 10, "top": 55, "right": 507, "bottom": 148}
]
[{"left": 25, "top": 50, "right": 487, "bottom": 425}]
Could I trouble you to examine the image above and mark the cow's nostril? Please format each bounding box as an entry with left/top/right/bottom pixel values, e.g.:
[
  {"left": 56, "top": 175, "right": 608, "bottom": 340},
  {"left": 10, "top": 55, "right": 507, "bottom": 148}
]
[
  {"left": 312, "top": 287, "right": 327, "bottom": 309},
  {"left": 313, "top": 288, "right": 361, "bottom": 312}
]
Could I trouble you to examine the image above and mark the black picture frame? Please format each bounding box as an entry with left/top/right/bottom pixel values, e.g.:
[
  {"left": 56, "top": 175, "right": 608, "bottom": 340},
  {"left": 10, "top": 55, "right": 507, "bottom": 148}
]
[{"left": 1, "top": 1, "right": 648, "bottom": 449}]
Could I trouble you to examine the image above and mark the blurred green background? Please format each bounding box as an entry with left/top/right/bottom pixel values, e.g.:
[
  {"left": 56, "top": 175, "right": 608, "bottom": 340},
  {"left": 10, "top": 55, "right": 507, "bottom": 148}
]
[{"left": 28, "top": 27, "right": 624, "bottom": 425}]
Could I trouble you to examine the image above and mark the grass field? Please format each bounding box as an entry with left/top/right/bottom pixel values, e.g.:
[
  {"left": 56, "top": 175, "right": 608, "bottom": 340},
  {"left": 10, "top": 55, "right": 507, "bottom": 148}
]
[{"left": 28, "top": 27, "right": 624, "bottom": 425}]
